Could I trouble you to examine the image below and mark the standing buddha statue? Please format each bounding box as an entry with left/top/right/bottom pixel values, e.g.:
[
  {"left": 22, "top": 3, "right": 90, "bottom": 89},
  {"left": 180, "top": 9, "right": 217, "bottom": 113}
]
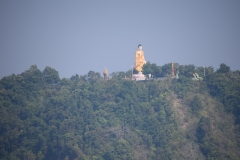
[{"left": 135, "top": 44, "right": 146, "bottom": 73}]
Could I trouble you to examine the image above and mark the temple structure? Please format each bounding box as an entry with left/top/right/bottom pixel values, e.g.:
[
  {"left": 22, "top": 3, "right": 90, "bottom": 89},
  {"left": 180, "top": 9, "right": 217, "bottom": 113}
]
[{"left": 132, "top": 44, "right": 146, "bottom": 80}]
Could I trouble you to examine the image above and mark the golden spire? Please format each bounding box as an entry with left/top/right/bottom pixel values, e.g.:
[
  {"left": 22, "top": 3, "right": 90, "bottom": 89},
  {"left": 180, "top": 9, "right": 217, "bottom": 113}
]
[{"left": 103, "top": 67, "right": 108, "bottom": 80}]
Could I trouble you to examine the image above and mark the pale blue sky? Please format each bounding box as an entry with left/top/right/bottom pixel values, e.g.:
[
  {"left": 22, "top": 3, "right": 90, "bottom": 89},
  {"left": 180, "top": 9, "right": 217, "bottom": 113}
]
[{"left": 1, "top": 1, "right": 240, "bottom": 78}]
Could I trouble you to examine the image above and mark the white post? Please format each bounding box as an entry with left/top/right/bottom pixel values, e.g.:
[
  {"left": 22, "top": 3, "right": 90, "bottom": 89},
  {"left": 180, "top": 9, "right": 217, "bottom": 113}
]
[{"left": 203, "top": 66, "right": 205, "bottom": 76}]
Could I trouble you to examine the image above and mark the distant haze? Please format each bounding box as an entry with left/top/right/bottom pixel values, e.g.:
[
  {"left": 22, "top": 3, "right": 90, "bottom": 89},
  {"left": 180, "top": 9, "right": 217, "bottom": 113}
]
[{"left": 1, "top": 1, "right": 240, "bottom": 78}]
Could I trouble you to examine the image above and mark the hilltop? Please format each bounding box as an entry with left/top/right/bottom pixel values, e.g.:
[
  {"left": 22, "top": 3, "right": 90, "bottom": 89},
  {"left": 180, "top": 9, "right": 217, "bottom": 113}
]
[{"left": 0, "top": 63, "right": 240, "bottom": 160}]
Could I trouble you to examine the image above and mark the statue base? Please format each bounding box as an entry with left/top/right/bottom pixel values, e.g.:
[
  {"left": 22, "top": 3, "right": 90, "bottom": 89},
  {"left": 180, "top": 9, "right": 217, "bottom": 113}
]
[{"left": 132, "top": 72, "right": 146, "bottom": 81}]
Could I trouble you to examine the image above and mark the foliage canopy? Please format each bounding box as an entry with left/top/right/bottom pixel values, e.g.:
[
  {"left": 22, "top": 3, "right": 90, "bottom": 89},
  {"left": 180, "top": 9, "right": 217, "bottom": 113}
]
[{"left": 0, "top": 63, "right": 240, "bottom": 160}]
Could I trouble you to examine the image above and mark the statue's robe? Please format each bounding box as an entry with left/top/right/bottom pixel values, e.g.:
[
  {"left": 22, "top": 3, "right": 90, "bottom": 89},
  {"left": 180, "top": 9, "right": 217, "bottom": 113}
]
[{"left": 135, "top": 50, "right": 146, "bottom": 72}]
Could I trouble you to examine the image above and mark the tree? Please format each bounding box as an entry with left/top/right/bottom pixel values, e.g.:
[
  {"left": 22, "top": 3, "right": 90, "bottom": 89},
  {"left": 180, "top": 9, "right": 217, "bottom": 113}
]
[
  {"left": 178, "top": 64, "right": 195, "bottom": 78},
  {"left": 142, "top": 62, "right": 162, "bottom": 77},
  {"left": 43, "top": 66, "right": 60, "bottom": 84},
  {"left": 161, "top": 63, "right": 172, "bottom": 77},
  {"left": 84, "top": 71, "right": 101, "bottom": 83},
  {"left": 216, "top": 63, "right": 230, "bottom": 73},
  {"left": 190, "top": 95, "right": 203, "bottom": 113}
]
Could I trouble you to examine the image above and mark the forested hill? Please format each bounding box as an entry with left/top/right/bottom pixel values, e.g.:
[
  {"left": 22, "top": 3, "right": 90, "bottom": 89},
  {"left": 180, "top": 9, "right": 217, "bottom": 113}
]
[{"left": 0, "top": 63, "right": 240, "bottom": 160}]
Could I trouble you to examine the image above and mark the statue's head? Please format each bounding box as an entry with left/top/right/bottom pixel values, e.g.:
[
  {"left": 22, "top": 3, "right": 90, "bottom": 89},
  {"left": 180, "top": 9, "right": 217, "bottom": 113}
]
[{"left": 138, "top": 44, "right": 142, "bottom": 50}]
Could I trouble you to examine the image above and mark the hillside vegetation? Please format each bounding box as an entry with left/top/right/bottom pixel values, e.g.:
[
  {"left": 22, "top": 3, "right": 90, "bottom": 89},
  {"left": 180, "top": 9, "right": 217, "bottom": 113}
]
[{"left": 0, "top": 63, "right": 240, "bottom": 160}]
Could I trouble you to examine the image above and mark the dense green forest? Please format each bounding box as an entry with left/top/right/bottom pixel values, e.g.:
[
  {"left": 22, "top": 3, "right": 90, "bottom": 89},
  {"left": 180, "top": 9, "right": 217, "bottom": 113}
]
[{"left": 0, "top": 63, "right": 240, "bottom": 160}]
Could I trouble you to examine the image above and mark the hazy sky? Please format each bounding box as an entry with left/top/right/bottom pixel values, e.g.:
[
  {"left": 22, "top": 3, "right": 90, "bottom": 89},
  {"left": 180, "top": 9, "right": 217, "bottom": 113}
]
[{"left": 1, "top": 1, "right": 240, "bottom": 78}]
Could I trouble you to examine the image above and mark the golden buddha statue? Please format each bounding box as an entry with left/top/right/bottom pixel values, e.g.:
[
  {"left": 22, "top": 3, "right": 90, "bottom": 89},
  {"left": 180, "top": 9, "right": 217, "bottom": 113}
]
[
  {"left": 103, "top": 67, "right": 108, "bottom": 80},
  {"left": 135, "top": 44, "right": 146, "bottom": 72}
]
